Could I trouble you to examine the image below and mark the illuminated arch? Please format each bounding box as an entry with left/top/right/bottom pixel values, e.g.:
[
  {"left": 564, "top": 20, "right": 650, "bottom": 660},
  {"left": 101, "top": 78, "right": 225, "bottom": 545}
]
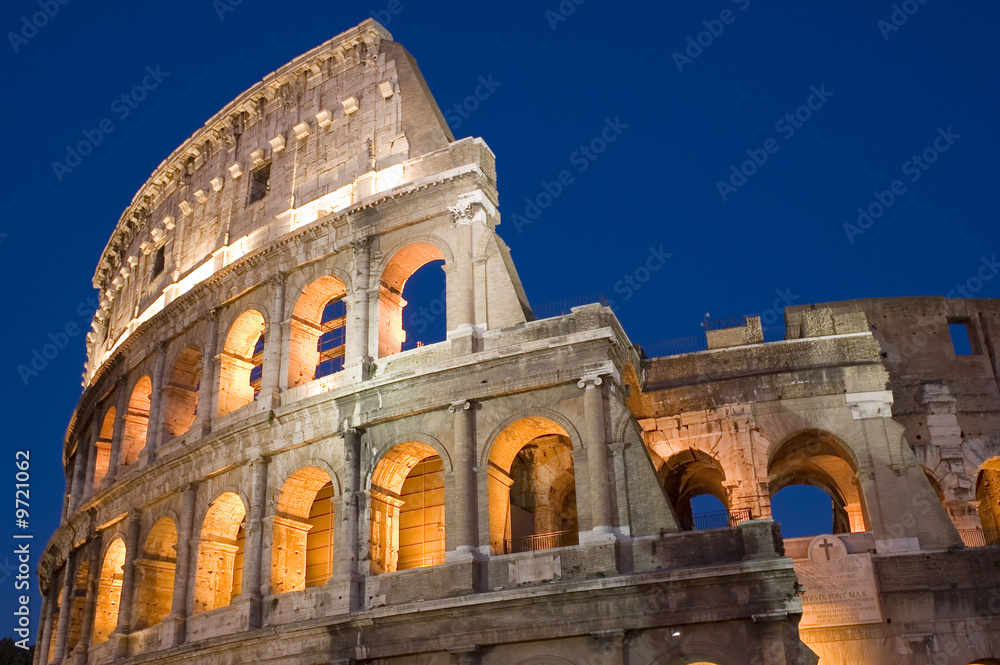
[
  {"left": 272, "top": 466, "right": 337, "bottom": 593},
  {"left": 377, "top": 240, "right": 448, "bottom": 358},
  {"left": 93, "top": 407, "right": 115, "bottom": 489},
  {"left": 288, "top": 276, "right": 348, "bottom": 387},
  {"left": 162, "top": 344, "right": 202, "bottom": 438},
  {"left": 92, "top": 537, "right": 127, "bottom": 644},
  {"left": 486, "top": 416, "right": 578, "bottom": 555},
  {"left": 192, "top": 493, "right": 246, "bottom": 614},
  {"left": 133, "top": 517, "right": 177, "bottom": 630},
  {"left": 369, "top": 442, "right": 446, "bottom": 573},
  {"left": 659, "top": 449, "right": 731, "bottom": 531},
  {"left": 121, "top": 376, "right": 152, "bottom": 469},
  {"left": 218, "top": 310, "right": 266, "bottom": 417},
  {"left": 767, "top": 429, "right": 868, "bottom": 535}
]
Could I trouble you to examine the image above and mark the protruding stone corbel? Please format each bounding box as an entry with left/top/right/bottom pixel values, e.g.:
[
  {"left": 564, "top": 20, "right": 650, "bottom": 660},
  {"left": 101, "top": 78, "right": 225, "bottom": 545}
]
[
  {"left": 194, "top": 190, "right": 208, "bottom": 204},
  {"left": 269, "top": 135, "right": 286, "bottom": 153},
  {"left": 250, "top": 149, "right": 266, "bottom": 168},
  {"left": 163, "top": 216, "right": 176, "bottom": 230},
  {"left": 229, "top": 163, "right": 243, "bottom": 179},
  {"left": 293, "top": 122, "right": 311, "bottom": 140},
  {"left": 341, "top": 96, "right": 359, "bottom": 115},
  {"left": 210, "top": 177, "right": 224, "bottom": 192},
  {"left": 316, "top": 110, "right": 333, "bottom": 128},
  {"left": 378, "top": 81, "right": 394, "bottom": 99}
]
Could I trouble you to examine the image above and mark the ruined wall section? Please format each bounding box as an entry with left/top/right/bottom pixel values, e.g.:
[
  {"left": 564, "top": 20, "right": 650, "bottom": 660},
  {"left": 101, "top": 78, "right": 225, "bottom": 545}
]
[{"left": 786, "top": 297, "right": 1000, "bottom": 530}]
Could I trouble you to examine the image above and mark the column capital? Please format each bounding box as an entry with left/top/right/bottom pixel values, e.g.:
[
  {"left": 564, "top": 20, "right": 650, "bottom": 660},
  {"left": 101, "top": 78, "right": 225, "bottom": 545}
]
[
  {"left": 127, "top": 508, "right": 143, "bottom": 522},
  {"left": 179, "top": 481, "right": 201, "bottom": 495},
  {"left": 350, "top": 235, "right": 371, "bottom": 251},
  {"left": 448, "top": 400, "right": 473, "bottom": 412},
  {"left": 267, "top": 271, "right": 287, "bottom": 288},
  {"left": 577, "top": 374, "right": 605, "bottom": 389},
  {"left": 203, "top": 307, "right": 219, "bottom": 323},
  {"left": 115, "top": 374, "right": 128, "bottom": 389},
  {"left": 155, "top": 340, "right": 168, "bottom": 353}
]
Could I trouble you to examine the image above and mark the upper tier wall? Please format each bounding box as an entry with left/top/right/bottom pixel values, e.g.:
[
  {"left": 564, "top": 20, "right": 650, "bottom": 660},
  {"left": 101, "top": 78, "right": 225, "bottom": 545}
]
[{"left": 86, "top": 19, "right": 454, "bottom": 383}]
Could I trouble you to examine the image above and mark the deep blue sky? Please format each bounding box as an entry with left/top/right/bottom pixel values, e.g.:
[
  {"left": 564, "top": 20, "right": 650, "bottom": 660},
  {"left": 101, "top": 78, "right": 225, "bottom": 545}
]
[{"left": 2, "top": 0, "right": 998, "bottom": 641}]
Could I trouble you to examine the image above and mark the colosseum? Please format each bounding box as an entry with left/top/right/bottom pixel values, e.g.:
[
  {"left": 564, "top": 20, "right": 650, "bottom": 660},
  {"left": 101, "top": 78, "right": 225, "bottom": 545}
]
[{"left": 37, "top": 18, "right": 1000, "bottom": 665}]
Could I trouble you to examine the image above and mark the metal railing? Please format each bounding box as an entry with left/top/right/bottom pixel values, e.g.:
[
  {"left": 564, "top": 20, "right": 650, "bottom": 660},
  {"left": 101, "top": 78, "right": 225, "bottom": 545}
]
[
  {"left": 958, "top": 529, "right": 1000, "bottom": 548},
  {"left": 679, "top": 508, "right": 753, "bottom": 532},
  {"left": 637, "top": 327, "right": 788, "bottom": 359},
  {"left": 531, "top": 294, "right": 611, "bottom": 320},
  {"left": 505, "top": 529, "right": 579, "bottom": 554}
]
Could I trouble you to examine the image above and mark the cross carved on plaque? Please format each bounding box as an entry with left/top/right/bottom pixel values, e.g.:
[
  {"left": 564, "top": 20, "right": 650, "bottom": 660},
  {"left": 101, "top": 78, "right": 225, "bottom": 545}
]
[{"left": 819, "top": 538, "right": 835, "bottom": 560}]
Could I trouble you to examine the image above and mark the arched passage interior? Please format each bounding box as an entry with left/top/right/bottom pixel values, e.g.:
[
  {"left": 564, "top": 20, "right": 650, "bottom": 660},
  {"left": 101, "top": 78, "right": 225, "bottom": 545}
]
[
  {"left": 192, "top": 493, "right": 246, "bottom": 614},
  {"left": 379, "top": 242, "right": 446, "bottom": 358},
  {"left": 768, "top": 430, "right": 867, "bottom": 537},
  {"left": 288, "top": 276, "right": 348, "bottom": 387},
  {"left": 162, "top": 345, "right": 202, "bottom": 438},
  {"left": 370, "top": 442, "right": 445, "bottom": 573},
  {"left": 218, "top": 310, "right": 265, "bottom": 416},
  {"left": 133, "top": 517, "right": 177, "bottom": 630},
  {"left": 272, "top": 466, "right": 336, "bottom": 594},
  {"left": 488, "top": 417, "right": 579, "bottom": 555}
]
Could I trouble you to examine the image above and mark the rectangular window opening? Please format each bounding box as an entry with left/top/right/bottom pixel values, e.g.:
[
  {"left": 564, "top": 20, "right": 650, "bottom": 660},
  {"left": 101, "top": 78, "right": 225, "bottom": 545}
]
[
  {"left": 948, "top": 320, "right": 974, "bottom": 356},
  {"left": 151, "top": 246, "right": 165, "bottom": 279},
  {"left": 247, "top": 163, "right": 270, "bottom": 205}
]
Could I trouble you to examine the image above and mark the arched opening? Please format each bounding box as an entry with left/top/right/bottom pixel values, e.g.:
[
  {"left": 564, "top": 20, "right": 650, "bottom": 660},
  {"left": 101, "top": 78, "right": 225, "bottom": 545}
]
[
  {"left": 133, "top": 517, "right": 177, "bottom": 630},
  {"left": 162, "top": 345, "right": 202, "bottom": 438},
  {"left": 48, "top": 585, "right": 62, "bottom": 662},
  {"left": 65, "top": 556, "right": 90, "bottom": 655},
  {"left": 658, "top": 449, "right": 733, "bottom": 531},
  {"left": 272, "top": 467, "right": 336, "bottom": 594},
  {"left": 768, "top": 430, "right": 866, "bottom": 537},
  {"left": 378, "top": 242, "right": 446, "bottom": 358},
  {"left": 399, "top": 259, "right": 447, "bottom": 352},
  {"left": 370, "top": 442, "right": 445, "bottom": 573},
  {"left": 288, "top": 276, "right": 348, "bottom": 387},
  {"left": 976, "top": 458, "right": 1000, "bottom": 530},
  {"left": 193, "top": 493, "right": 246, "bottom": 614},
  {"left": 93, "top": 408, "right": 115, "bottom": 489},
  {"left": 218, "top": 310, "right": 265, "bottom": 417},
  {"left": 92, "top": 538, "right": 126, "bottom": 645},
  {"left": 121, "top": 376, "right": 151, "bottom": 469},
  {"left": 488, "top": 417, "right": 579, "bottom": 555}
]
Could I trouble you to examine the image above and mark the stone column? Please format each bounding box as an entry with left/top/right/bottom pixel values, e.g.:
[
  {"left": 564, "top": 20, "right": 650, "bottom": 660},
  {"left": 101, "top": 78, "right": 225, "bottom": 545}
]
[
  {"left": 243, "top": 457, "right": 269, "bottom": 628},
  {"left": 143, "top": 343, "right": 168, "bottom": 464},
  {"left": 164, "top": 483, "right": 198, "bottom": 646},
  {"left": 70, "top": 535, "right": 103, "bottom": 665},
  {"left": 68, "top": 439, "right": 87, "bottom": 515},
  {"left": 53, "top": 552, "right": 77, "bottom": 664},
  {"left": 83, "top": 418, "right": 100, "bottom": 501},
  {"left": 197, "top": 309, "right": 219, "bottom": 437},
  {"left": 580, "top": 375, "right": 613, "bottom": 535},
  {"left": 105, "top": 378, "right": 129, "bottom": 487},
  {"left": 450, "top": 210, "right": 476, "bottom": 331},
  {"left": 448, "top": 400, "right": 477, "bottom": 554},
  {"left": 755, "top": 616, "right": 789, "bottom": 665},
  {"left": 348, "top": 238, "right": 372, "bottom": 375},
  {"left": 37, "top": 577, "right": 60, "bottom": 665},
  {"left": 337, "top": 427, "right": 362, "bottom": 578},
  {"left": 112, "top": 511, "right": 142, "bottom": 659},
  {"left": 259, "top": 275, "right": 285, "bottom": 409}
]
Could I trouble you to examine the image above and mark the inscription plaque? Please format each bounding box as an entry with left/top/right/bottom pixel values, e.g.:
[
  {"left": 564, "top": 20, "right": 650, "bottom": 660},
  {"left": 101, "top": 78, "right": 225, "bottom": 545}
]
[{"left": 793, "top": 534, "right": 882, "bottom": 629}]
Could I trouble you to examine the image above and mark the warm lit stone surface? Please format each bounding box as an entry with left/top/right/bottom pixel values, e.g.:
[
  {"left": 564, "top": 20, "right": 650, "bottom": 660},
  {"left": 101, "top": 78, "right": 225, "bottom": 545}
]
[{"left": 37, "top": 18, "right": 1000, "bottom": 665}]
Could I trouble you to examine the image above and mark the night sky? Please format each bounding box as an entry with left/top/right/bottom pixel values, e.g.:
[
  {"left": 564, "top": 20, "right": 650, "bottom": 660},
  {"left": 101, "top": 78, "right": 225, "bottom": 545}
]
[{"left": 1, "top": 0, "right": 998, "bottom": 641}]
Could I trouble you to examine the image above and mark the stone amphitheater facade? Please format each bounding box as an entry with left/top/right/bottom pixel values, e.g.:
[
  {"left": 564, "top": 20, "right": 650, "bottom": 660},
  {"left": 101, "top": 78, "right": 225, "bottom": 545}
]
[{"left": 37, "top": 18, "right": 1000, "bottom": 665}]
